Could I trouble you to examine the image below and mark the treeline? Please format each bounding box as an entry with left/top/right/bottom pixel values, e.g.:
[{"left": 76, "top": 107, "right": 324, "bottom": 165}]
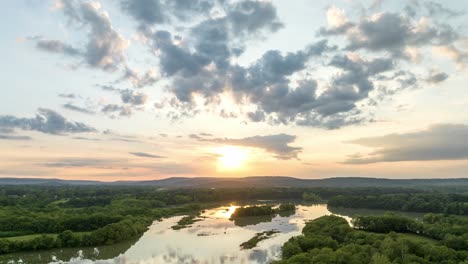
[
  {"left": 1, "top": 185, "right": 454, "bottom": 209},
  {"left": 328, "top": 193, "right": 468, "bottom": 215},
  {"left": 0, "top": 185, "right": 466, "bottom": 255},
  {"left": 0, "top": 213, "right": 123, "bottom": 233},
  {"left": 0, "top": 218, "right": 149, "bottom": 254},
  {"left": 274, "top": 215, "right": 468, "bottom": 264},
  {"left": 0, "top": 203, "right": 203, "bottom": 255},
  {"left": 353, "top": 213, "right": 468, "bottom": 250},
  {"left": 230, "top": 203, "right": 296, "bottom": 218}
]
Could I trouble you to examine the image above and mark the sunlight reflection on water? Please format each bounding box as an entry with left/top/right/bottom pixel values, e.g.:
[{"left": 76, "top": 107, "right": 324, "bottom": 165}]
[{"left": 1, "top": 204, "right": 391, "bottom": 264}]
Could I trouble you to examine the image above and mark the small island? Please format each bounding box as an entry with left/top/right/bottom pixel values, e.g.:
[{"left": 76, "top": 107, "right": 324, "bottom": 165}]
[
  {"left": 171, "top": 213, "right": 203, "bottom": 230},
  {"left": 230, "top": 203, "right": 296, "bottom": 219},
  {"left": 240, "top": 230, "right": 280, "bottom": 249}
]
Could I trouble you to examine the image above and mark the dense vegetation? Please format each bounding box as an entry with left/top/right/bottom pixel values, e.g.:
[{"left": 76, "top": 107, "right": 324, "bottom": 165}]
[
  {"left": 240, "top": 230, "right": 279, "bottom": 249},
  {"left": 274, "top": 215, "right": 468, "bottom": 264},
  {"left": 329, "top": 193, "right": 468, "bottom": 215},
  {"left": 353, "top": 213, "right": 468, "bottom": 250},
  {"left": 171, "top": 212, "right": 204, "bottom": 230},
  {"left": 230, "top": 203, "right": 296, "bottom": 218},
  {"left": 0, "top": 185, "right": 466, "bottom": 256},
  {"left": 0, "top": 186, "right": 210, "bottom": 254}
]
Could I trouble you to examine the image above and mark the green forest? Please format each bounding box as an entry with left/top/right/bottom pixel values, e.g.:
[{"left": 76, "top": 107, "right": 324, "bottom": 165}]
[{"left": 0, "top": 184, "right": 467, "bottom": 262}]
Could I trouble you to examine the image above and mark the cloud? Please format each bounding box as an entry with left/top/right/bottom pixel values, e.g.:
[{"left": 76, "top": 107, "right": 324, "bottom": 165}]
[
  {"left": 433, "top": 44, "right": 468, "bottom": 68},
  {"left": 121, "top": 0, "right": 281, "bottom": 35},
  {"left": 424, "top": 1, "right": 464, "bottom": 17},
  {"left": 129, "top": 152, "right": 166, "bottom": 158},
  {"left": 324, "top": 5, "right": 351, "bottom": 30},
  {"left": 99, "top": 88, "right": 148, "bottom": 117},
  {"left": 121, "top": 67, "right": 158, "bottom": 88},
  {"left": 121, "top": 0, "right": 165, "bottom": 25},
  {"left": 151, "top": 30, "right": 211, "bottom": 77},
  {"left": 32, "top": 0, "right": 464, "bottom": 131},
  {"left": 0, "top": 134, "right": 32, "bottom": 140},
  {"left": 120, "top": 89, "right": 148, "bottom": 105},
  {"left": 43, "top": 157, "right": 121, "bottom": 168},
  {"left": 63, "top": 103, "right": 95, "bottom": 114},
  {"left": 36, "top": 39, "right": 81, "bottom": 56},
  {"left": 426, "top": 71, "right": 449, "bottom": 83},
  {"left": 0, "top": 108, "right": 96, "bottom": 135},
  {"left": 38, "top": 0, "right": 128, "bottom": 71},
  {"left": 344, "top": 124, "right": 468, "bottom": 164},
  {"left": 198, "top": 133, "right": 302, "bottom": 160},
  {"left": 233, "top": 52, "right": 391, "bottom": 128},
  {"left": 319, "top": 9, "right": 460, "bottom": 60},
  {"left": 101, "top": 104, "right": 132, "bottom": 117},
  {"left": 188, "top": 134, "right": 203, "bottom": 140},
  {"left": 225, "top": 0, "right": 283, "bottom": 35},
  {"left": 0, "top": 128, "right": 15, "bottom": 134},
  {"left": 121, "top": 0, "right": 215, "bottom": 27},
  {"left": 58, "top": 93, "right": 78, "bottom": 99},
  {"left": 72, "top": 136, "right": 101, "bottom": 141}
]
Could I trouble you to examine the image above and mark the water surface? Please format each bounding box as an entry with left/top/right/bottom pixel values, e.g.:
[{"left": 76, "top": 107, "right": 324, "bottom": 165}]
[{"left": 0, "top": 204, "right": 421, "bottom": 264}]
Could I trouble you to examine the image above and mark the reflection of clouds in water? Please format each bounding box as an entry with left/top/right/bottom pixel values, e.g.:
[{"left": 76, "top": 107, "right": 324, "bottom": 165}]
[
  {"left": 163, "top": 247, "right": 200, "bottom": 264},
  {"left": 249, "top": 250, "right": 268, "bottom": 263},
  {"left": 248, "top": 245, "right": 282, "bottom": 263},
  {"left": 6, "top": 204, "right": 345, "bottom": 264}
]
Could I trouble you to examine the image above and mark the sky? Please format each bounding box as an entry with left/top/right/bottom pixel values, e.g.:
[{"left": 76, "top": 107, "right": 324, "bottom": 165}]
[{"left": 1, "top": 0, "right": 468, "bottom": 181}]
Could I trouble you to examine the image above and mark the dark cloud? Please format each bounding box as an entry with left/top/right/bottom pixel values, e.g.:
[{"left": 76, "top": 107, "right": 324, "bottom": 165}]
[
  {"left": 172, "top": 70, "right": 224, "bottom": 102},
  {"left": 121, "top": 0, "right": 281, "bottom": 36},
  {"left": 0, "top": 128, "right": 15, "bottom": 134},
  {"left": 344, "top": 124, "right": 468, "bottom": 164},
  {"left": 120, "top": 89, "right": 148, "bottom": 105},
  {"left": 36, "top": 40, "right": 81, "bottom": 56},
  {"left": 58, "top": 93, "right": 78, "bottom": 99},
  {"left": 121, "top": 0, "right": 215, "bottom": 26},
  {"left": 38, "top": 0, "right": 128, "bottom": 71},
  {"left": 166, "top": 0, "right": 214, "bottom": 21},
  {"left": 63, "top": 103, "right": 95, "bottom": 114},
  {"left": 121, "top": 67, "right": 158, "bottom": 88},
  {"left": 198, "top": 133, "right": 302, "bottom": 160},
  {"left": 0, "top": 134, "right": 32, "bottom": 140},
  {"left": 190, "top": 18, "right": 232, "bottom": 71},
  {"left": 225, "top": 0, "right": 283, "bottom": 35},
  {"left": 426, "top": 71, "right": 449, "bottom": 83},
  {"left": 129, "top": 152, "right": 166, "bottom": 158},
  {"left": 319, "top": 10, "right": 459, "bottom": 59},
  {"left": 152, "top": 30, "right": 211, "bottom": 77},
  {"left": 101, "top": 104, "right": 132, "bottom": 117},
  {"left": 121, "top": 0, "right": 165, "bottom": 25},
  {"left": 232, "top": 52, "right": 391, "bottom": 128},
  {"left": 424, "top": 1, "right": 464, "bottom": 17},
  {"left": 72, "top": 136, "right": 101, "bottom": 141},
  {"left": 137, "top": 0, "right": 284, "bottom": 80},
  {"left": 247, "top": 109, "right": 266, "bottom": 122},
  {"left": 99, "top": 87, "right": 148, "bottom": 117},
  {"left": 0, "top": 108, "right": 96, "bottom": 135},
  {"left": 188, "top": 134, "right": 203, "bottom": 140},
  {"left": 43, "top": 158, "right": 121, "bottom": 168}
]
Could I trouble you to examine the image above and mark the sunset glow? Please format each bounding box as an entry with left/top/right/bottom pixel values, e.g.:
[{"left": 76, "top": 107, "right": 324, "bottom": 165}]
[{"left": 215, "top": 146, "right": 249, "bottom": 171}]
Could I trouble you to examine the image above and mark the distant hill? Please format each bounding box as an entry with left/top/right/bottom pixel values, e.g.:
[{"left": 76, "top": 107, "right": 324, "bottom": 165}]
[{"left": 0, "top": 176, "right": 467, "bottom": 188}]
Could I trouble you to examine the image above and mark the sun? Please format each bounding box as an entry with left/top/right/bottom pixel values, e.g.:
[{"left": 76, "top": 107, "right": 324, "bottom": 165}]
[{"left": 214, "top": 146, "right": 248, "bottom": 170}]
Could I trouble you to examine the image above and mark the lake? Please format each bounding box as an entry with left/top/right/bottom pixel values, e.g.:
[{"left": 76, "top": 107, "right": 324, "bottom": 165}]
[{"left": 0, "top": 203, "right": 425, "bottom": 264}]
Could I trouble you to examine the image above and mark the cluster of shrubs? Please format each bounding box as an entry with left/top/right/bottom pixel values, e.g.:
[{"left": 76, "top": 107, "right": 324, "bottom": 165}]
[
  {"left": 231, "top": 203, "right": 296, "bottom": 218},
  {"left": 274, "top": 215, "right": 468, "bottom": 264}
]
